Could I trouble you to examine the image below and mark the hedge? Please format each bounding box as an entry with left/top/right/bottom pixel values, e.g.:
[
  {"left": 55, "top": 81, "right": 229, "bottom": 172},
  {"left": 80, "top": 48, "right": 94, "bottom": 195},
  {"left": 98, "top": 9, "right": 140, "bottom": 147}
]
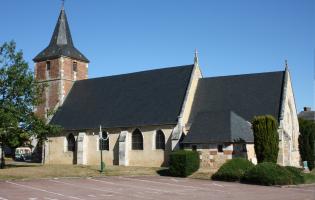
[
  {"left": 252, "top": 115, "right": 279, "bottom": 163},
  {"left": 169, "top": 150, "right": 200, "bottom": 177},
  {"left": 212, "top": 158, "right": 254, "bottom": 182},
  {"left": 298, "top": 118, "right": 315, "bottom": 170},
  {"left": 284, "top": 166, "right": 305, "bottom": 184},
  {"left": 241, "top": 162, "right": 293, "bottom": 185}
]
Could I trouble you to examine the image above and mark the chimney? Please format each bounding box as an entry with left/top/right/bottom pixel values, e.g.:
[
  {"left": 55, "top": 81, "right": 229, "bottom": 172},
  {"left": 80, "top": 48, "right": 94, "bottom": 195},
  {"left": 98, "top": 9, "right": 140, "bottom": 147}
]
[{"left": 304, "top": 107, "right": 311, "bottom": 112}]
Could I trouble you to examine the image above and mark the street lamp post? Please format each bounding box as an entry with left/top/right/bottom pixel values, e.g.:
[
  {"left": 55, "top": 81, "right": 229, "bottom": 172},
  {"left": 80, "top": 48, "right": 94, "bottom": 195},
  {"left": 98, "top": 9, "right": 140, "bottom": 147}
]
[{"left": 99, "top": 125, "right": 108, "bottom": 173}]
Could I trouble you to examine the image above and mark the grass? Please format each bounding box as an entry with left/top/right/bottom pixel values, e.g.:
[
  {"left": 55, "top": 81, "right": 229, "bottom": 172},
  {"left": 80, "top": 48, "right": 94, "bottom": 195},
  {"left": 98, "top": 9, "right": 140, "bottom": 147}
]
[
  {"left": 0, "top": 161, "right": 163, "bottom": 180},
  {"left": 303, "top": 169, "right": 315, "bottom": 184},
  {"left": 189, "top": 168, "right": 216, "bottom": 180}
]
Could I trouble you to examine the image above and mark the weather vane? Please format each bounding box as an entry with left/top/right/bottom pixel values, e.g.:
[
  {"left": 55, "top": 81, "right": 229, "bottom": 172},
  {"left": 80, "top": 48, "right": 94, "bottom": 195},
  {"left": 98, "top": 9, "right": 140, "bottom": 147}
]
[{"left": 61, "top": 0, "right": 65, "bottom": 9}]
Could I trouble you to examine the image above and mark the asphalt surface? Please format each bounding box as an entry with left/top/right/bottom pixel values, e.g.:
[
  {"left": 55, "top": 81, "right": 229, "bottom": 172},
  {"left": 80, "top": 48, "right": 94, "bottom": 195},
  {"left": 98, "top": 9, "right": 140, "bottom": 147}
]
[{"left": 0, "top": 176, "right": 314, "bottom": 200}]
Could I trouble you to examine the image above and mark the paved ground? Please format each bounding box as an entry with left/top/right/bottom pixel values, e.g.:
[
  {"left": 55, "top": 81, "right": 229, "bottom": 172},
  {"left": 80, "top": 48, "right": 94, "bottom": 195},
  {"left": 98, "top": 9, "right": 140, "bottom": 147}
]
[{"left": 0, "top": 176, "right": 314, "bottom": 200}]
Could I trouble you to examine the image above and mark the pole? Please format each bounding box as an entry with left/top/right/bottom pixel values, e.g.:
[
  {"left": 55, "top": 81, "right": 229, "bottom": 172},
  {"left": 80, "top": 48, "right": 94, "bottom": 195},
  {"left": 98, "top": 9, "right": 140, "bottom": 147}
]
[
  {"left": 99, "top": 125, "right": 105, "bottom": 173},
  {"left": 0, "top": 144, "right": 4, "bottom": 169},
  {"left": 100, "top": 147, "right": 104, "bottom": 173}
]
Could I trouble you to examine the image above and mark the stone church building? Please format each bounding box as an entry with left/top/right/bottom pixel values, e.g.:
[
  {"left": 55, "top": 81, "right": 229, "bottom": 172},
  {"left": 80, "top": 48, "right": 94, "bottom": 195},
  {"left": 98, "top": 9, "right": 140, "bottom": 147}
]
[{"left": 34, "top": 8, "right": 301, "bottom": 168}]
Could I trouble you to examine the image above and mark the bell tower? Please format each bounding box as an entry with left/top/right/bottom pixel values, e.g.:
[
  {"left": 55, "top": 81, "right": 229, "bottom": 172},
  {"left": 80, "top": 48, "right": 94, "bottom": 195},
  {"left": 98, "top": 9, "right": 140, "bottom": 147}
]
[{"left": 33, "top": 7, "right": 89, "bottom": 119}]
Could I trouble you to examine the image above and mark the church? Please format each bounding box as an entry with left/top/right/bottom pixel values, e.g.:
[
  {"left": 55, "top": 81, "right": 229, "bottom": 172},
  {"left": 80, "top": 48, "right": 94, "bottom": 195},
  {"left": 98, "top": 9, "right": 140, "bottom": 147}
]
[{"left": 34, "top": 7, "right": 301, "bottom": 168}]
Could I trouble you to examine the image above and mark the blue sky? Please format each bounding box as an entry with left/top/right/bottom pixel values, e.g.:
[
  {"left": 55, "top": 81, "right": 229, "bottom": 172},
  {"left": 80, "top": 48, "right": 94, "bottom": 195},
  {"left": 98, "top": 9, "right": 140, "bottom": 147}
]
[{"left": 1, "top": 0, "right": 314, "bottom": 112}]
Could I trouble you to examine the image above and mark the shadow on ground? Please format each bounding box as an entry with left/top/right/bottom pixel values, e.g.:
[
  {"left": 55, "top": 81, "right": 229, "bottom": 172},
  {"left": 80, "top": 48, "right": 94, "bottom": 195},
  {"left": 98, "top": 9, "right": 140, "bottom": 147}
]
[{"left": 156, "top": 168, "right": 171, "bottom": 176}]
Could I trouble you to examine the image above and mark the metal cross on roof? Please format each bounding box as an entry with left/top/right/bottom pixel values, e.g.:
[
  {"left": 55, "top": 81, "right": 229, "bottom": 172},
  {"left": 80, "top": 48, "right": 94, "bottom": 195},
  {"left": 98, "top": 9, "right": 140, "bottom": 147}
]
[
  {"left": 61, "top": 0, "right": 65, "bottom": 9},
  {"left": 285, "top": 59, "right": 288, "bottom": 70},
  {"left": 194, "top": 48, "right": 199, "bottom": 66}
]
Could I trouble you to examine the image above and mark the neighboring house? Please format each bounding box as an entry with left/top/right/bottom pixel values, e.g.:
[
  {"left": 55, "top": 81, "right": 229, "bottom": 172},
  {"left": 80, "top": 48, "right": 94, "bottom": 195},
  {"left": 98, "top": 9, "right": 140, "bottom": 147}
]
[
  {"left": 33, "top": 7, "right": 300, "bottom": 168},
  {"left": 298, "top": 107, "right": 315, "bottom": 122}
]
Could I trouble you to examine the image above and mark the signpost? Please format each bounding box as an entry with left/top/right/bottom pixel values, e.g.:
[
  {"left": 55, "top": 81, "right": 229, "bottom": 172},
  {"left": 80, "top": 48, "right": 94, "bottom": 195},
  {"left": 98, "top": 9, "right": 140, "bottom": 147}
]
[{"left": 99, "top": 125, "right": 108, "bottom": 173}]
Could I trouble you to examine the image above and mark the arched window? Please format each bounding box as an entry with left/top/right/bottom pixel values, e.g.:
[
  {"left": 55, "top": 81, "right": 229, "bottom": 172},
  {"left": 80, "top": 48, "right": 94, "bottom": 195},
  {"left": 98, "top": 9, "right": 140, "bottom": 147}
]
[
  {"left": 67, "top": 133, "right": 76, "bottom": 152},
  {"left": 99, "top": 131, "right": 109, "bottom": 151},
  {"left": 132, "top": 129, "right": 143, "bottom": 150},
  {"left": 155, "top": 130, "right": 165, "bottom": 150}
]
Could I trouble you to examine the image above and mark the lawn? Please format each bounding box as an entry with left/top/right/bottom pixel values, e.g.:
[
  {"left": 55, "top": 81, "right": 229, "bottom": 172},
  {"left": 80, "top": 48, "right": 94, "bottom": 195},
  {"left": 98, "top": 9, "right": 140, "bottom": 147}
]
[
  {"left": 303, "top": 169, "right": 315, "bottom": 184},
  {"left": 0, "top": 159, "right": 163, "bottom": 180}
]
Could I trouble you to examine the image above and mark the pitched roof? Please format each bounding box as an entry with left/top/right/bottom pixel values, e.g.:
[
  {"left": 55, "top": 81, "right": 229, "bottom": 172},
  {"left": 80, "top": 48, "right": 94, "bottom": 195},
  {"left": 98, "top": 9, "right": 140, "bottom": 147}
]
[
  {"left": 298, "top": 111, "right": 315, "bottom": 121},
  {"left": 183, "top": 111, "right": 253, "bottom": 143},
  {"left": 50, "top": 65, "right": 194, "bottom": 130},
  {"left": 33, "top": 9, "right": 89, "bottom": 63},
  {"left": 183, "top": 71, "right": 285, "bottom": 143}
]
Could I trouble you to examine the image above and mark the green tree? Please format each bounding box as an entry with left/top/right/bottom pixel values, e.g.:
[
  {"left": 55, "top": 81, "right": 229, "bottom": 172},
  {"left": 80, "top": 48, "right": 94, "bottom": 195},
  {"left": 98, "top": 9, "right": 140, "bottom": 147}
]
[
  {"left": 298, "top": 118, "right": 315, "bottom": 170},
  {"left": 252, "top": 115, "right": 279, "bottom": 163},
  {"left": 0, "top": 41, "right": 59, "bottom": 168}
]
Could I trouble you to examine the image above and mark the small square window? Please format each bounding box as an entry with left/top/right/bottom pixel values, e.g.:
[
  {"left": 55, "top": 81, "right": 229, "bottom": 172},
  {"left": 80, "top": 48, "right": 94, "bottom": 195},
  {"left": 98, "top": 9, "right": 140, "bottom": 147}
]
[
  {"left": 46, "top": 61, "right": 51, "bottom": 71},
  {"left": 73, "top": 62, "right": 77, "bottom": 72},
  {"left": 217, "top": 144, "right": 223, "bottom": 152}
]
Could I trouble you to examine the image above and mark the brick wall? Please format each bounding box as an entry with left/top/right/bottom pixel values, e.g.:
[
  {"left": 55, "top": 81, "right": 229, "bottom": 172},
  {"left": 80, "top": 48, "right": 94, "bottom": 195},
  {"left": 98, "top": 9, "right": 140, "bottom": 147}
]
[{"left": 35, "top": 57, "right": 88, "bottom": 118}]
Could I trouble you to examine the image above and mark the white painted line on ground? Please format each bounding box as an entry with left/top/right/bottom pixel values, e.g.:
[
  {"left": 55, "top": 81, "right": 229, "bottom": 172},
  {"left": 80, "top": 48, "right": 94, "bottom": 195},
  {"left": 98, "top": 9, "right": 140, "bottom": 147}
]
[
  {"left": 101, "top": 194, "right": 113, "bottom": 197},
  {"left": 212, "top": 183, "right": 224, "bottom": 187},
  {"left": 87, "top": 194, "right": 96, "bottom": 198},
  {"left": 49, "top": 180, "right": 116, "bottom": 194},
  {"left": 50, "top": 179, "right": 153, "bottom": 200},
  {"left": 87, "top": 179, "right": 158, "bottom": 199},
  {"left": 44, "top": 197, "right": 58, "bottom": 200},
  {"left": 0, "top": 197, "right": 8, "bottom": 200},
  {"left": 120, "top": 177, "right": 223, "bottom": 192},
  {"left": 284, "top": 187, "right": 315, "bottom": 192},
  {"left": 89, "top": 177, "right": 182, "bottom": 195},
  {"left": 6, "top": 181, "right": 84, "bottom": 200},
  {"left": 171, "top": 178, "right": 179, "bottom": 182},
  {"left": 28, "top": 198, "right": 37, "bottom": 200}
]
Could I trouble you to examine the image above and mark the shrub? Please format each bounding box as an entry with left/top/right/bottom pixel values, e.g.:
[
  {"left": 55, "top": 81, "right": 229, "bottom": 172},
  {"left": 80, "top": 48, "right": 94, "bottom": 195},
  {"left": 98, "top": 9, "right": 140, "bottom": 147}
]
[
  {"left": 298, "top": 118, "right": 315, "bottom": 170},
  {"left": 241, "top": 162, "right": 293, "bottom": 185},
  {"left": 212, "top": 158, "right": 254, "bottom": 181},
  {"left": 169, "top": 150, "right": 200, "bottom": 177},
  {"left": 252, "top": 115, "right": 279, "bottom": 163},
  {"left": 285, "top": 166, "right": 304, "bottom": 184}
]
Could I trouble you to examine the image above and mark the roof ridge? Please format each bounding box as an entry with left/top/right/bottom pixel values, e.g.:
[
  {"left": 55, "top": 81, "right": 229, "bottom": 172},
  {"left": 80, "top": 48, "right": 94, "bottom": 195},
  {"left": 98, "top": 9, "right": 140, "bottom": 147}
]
[
  {"left": 201, "top": 70, "right": 285, "bottom": 80},
  {"left": 75, "top": 64, "right": 194, "bottom": 83}
]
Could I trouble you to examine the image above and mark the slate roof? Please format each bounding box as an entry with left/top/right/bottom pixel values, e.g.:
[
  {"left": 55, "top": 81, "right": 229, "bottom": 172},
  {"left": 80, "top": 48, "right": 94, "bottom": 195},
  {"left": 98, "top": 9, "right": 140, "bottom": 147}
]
[
  {"left": 33, "top": 9, "right": 89, "bottom": 63},
  {"left": 183, "top": 111, "right": 253, "bottom": 143},
  {"left": 50, "top": 65, "right": 194, "bottom": 130},
  {"left": 183, "top": 71, "right": 285, "bottom": 143},
  {"left": 298, "top": 111, "right": 315, "bottom": 121}
]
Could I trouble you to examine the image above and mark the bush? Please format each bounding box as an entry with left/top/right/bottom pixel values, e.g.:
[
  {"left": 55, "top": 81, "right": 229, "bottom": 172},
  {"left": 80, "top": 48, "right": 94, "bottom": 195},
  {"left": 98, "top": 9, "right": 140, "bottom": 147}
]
[
  {"left": 169, "top": 150, "right": 200, "bottom": 177},
  {"left": 252, "top": 115, "right": 279, "bottom": 163},
  {"left": 242, "top": 162, "right": 293, "bottom": 185},
  {"left": 284, "top": 166, "right": 304, "bottom": 184},
  {"left": 212, "top": 158, "right": 254, "bottom": 181},
  {"left": 298, "top": 118, "right": 315, "bottom": 170}
]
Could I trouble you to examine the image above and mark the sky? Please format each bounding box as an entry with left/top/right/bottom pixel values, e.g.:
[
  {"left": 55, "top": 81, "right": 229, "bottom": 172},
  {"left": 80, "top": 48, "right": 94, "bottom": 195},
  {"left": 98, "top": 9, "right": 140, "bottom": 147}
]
[{"left": 1, "top": 0, "right": 314, "bottom": 112}]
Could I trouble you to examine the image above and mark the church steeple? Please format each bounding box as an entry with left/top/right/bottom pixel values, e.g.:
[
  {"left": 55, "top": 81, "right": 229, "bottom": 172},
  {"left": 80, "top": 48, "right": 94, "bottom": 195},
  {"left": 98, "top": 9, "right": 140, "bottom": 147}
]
[
  {"left": 33, "top": 6, "right": 89, "bottom": 119},
  {"left": 33, "top": 8, "right": 89, "bottom": 63}
]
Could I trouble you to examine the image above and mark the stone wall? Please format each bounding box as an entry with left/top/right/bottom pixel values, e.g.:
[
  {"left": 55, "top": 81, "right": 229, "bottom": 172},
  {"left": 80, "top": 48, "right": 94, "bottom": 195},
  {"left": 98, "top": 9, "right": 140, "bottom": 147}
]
[
  {"left": 180, "top": 64, "right": 202, "bottom": 130},
  {"left": 45, "top": 125, "right": 174, "bottom": 167},
  {"left": 185, "top": 143, "right": 256, "bottom": 169},
  {"left": 278, "top": 70, "right": 301, "bottom": 167}
]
